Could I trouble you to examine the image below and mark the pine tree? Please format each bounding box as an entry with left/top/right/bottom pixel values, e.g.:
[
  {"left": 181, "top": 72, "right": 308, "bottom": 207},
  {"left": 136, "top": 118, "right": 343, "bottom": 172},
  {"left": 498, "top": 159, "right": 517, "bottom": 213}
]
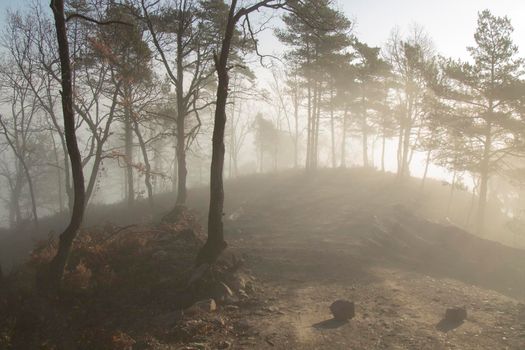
[{"left": 433, "top": 10, "right": 525, "bottom": 233}]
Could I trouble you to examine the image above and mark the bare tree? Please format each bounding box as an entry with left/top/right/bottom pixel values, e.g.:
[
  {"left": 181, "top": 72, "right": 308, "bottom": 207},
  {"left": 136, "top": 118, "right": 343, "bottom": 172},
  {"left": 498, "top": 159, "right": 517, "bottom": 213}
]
[
  {"left": 0, "top": 63, "right": 43, "bottom": 226},
  {"left": 44, "top": 0, "right": 86, "bottom": 290},
  {"left": 140, "top": 0, "right": 215, "bottom": 211},
  {"left": 195, "top": 0, "right": 292, "bottom": 267}
]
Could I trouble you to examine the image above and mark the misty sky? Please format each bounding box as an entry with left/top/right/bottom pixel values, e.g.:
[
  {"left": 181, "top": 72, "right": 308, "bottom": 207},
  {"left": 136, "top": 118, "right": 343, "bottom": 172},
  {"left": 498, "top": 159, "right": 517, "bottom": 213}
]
[
  {"left": 344, "top": 0, "right": 525, "bottom": 59},
  {"left": 1, "top": 0, "right": 525, "bottom": 59}
]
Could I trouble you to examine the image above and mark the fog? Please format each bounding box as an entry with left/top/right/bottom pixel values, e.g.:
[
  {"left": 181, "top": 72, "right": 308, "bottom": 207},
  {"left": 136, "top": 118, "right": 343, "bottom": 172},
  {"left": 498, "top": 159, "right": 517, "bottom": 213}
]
[{"left": 0, "top": 1, "right": 524, "bottom": 349}]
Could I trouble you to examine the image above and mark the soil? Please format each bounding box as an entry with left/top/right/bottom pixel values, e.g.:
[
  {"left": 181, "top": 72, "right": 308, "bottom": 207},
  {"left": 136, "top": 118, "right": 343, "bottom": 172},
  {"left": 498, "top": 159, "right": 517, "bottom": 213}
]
[
  {"left": 216, "top": 169, "right": 525, "bottom": 349},
  {"left": 2, "top": 169, "right": 525, "bottom": 349}
]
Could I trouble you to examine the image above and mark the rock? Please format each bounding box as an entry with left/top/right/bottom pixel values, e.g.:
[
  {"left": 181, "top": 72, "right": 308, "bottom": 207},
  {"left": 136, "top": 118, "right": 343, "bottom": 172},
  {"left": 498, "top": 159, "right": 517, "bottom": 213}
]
[
  {"left": 238, "top": 289, "right": 249, "bottom": 299},
  {"left": 228, "top": 207, "right": 244, "bottom": 221},
  {"left": 444, "top": 306, "right": 467, "bottom": 323},
  {"left": 152, "top": 250, "right": 168, "bottom": 260},
  {"left": 230, "top": 275, "right": 247, "bottom": 291},
  {"left": 212, "top": 282, "right": 234, "bottom": 302},
  {"left": 187, "top": 299, "right": 217, "bottom": 314},
  {"left": 235, "top": 320, "right": 252, "bottom": 332},
  {"left": 245, "top": 281, "right": 257, "bottom": 293},
  {"left": 177, "top": 229, "right": 203, "bottom": 243},
  {"left": 224, "top": 305, "right": 240, "bottom": 312},
  {"left": 111, "top": 331, "right": 135, "bottom": 350},
  {"left": 154, "top": 310, "right": 183, "bottom": 327},
  {"left": 330, "top": 300, "right": 355, "bottom": 321},
  {"left": 185, "top": 343, "right": 209, "bottom": 350},
  {"left": 217, "top": 340, "right": 231, "bottom": 349}
]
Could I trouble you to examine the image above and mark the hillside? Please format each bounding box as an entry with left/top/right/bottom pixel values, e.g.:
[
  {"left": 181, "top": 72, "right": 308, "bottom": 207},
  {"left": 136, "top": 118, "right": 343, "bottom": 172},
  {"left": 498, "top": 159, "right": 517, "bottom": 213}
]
[{"left": 1, "top": 169, "right": 525, "bottom": 349}]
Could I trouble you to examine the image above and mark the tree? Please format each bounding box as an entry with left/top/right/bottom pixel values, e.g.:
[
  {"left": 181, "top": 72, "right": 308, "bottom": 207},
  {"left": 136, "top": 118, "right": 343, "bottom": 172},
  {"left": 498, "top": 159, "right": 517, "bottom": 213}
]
[
  {"left": 195, "top": 0, "right": 292, "bottom": 267},
  {"left": 350, "top": 40, "right": 391, "bottom": 167},
  {"left": 44, "top": 0, "right": 86, "bottom": 290},
  {"left": 0, "top": 62, "right": 42, "bottom": 227},
  {"left": 140, "top": 0, "right": 216, "bottom": 211},
  {"left": 2, "top": 6, "right": 74, "bottom": 213},
  {"left": 94, "top": 1, "right": 154, "bottom": 206},
  {"left": 434, "top": 10, "right": 525, "bottom": 233},
  {"left": 254, "top": 113, "right": 279, "bottom": 172},
  {"left": 386, "top": 25, "right": 434, "bottom": 177},
  {"left": 276, "top": 0, "right": 351, "bottom": 170},
  {"left": 228, "top": 70, "right": 256, "bottom": 178}
]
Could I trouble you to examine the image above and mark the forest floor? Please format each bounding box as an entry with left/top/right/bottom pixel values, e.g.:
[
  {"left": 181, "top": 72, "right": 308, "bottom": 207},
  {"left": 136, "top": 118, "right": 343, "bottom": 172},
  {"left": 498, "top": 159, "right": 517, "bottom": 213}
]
[
  {"left": 213, "top": 169, "right": 525, "bottom": 349},
  {"left": 2, "top": 169, "right": 525, "bottom": 349}
]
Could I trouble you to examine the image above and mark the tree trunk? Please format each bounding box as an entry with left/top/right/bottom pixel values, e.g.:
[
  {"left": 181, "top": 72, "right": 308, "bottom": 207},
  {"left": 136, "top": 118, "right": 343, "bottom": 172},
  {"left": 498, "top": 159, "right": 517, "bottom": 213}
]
[
  {"left": 305, "top": 46, "right": 312, "bottom": 170},
  {"left": 465, "top": 180, "right": 478, "bottom": 227},
  {"left": 340, "top": 107, "right": 348, "bottom": 168},
  {"left": 293, "top": 87, "right": 299, "bottom": 168},
  {"left": 330, "top": 88, "right": 336, "bottom": 168},
  {"left": 51, "top": 132, "right": 64, "bottom": 213},
  {"left": 362, "top": 120, "right": 368, "bottom": 168},
  {"left": 124, "top": 101, "right": 134, "bottom": 207},
  {"left": 175, "top": 22, "right": 187, "bottom": 206},
  {"left": 476, "top": 122, "right": 492, "bottom": 234},
  {"left": 172, "top": 138, "right": 178, "bottom": 193},
  {"left": 477, "top": 167, "right": 489, "bottom": 234},
  {"left": 420, "top": 149, "right": 431, "bottom": 190},
  {"left": 381, "top": 132, "right": 386, "bottom": 172},
  {"left": 19, "top": 152, "right": 38, "bottom": 226},
  {"left": 446, "top": 170, "right": 457, "bottom": 217},
  {"left": 312, "top": 84, "right": 321, "bottom": 169},
  {"left": 85, "top": 153, "right": 102, "bottom": 206},
  {"left": 259, "top": 139, "right": 263, "bottom": 173},
  {"left": 134, "top": 120, "right": 154, "bottom": 207},
  {"left": 401, "top": 123, "right": 411, "bottom": 177},
  {"left": 396, "top": 127, "right": 403, "bottom": 175},
  {"left": 9, "top": 175, "right": 22, "bottom": 227},
  {"left": 46, "top": 0, "right": 86, "bottom": 291},
  {"left": 175, "top": 115, "right": 187, "bottom": 205},
  {"left": 195, "top": 0, "right": 239, "bottom": 266}
]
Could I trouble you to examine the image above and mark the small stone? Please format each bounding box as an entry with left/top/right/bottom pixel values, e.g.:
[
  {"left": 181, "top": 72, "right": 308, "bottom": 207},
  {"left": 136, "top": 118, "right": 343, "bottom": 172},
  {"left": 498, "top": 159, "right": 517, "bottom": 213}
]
[
  {"left": 330, "top": 300, "right": 355, "bottom": 321},
  {"left": 224, "top": 305, "right": 240, "bottom": 312},
  {"left": 211, "top": 281, "right": 234, "bottom": 303},
  {"left": 444, "top": 307, "right": 467, "bottom": 323},
  {"left": 217, "top": 340, "right": 231, "bottom": 349},
  {"left": 236, "top": 320, "right": 252, "bottom": 332},
  {"left": 152, "top": 250, "right": 168, "bottom": 260},
  {"left": 185, "top": 343, "right": 209, "bottom": 350},
  {"left": 230, "top": 275, "right": 247, "bottom": 291},
  {"left": 190, "top": 299, "right": 217, "bottom": 313}
]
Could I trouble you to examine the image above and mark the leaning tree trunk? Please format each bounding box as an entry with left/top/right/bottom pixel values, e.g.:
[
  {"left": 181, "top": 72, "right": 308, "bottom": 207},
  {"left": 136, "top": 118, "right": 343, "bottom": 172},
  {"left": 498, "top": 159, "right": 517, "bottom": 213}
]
[
  {"left": 134, "top": 120, "right": 154, "bottom": 207},
  {"left": 195, "top": 0, "right": 239, "bottom": 267},
  {"left": 46, "top": 0, "right": 86, "bottom": 291}
]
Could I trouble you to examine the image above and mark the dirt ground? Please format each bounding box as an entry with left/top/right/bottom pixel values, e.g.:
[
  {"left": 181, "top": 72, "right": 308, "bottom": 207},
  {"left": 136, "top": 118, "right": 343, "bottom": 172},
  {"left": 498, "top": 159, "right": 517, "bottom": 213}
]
[
  {"left": 212, "top": 169, "right": 525, "bottom": 349},
  {"left": 2, "top": 169, "right": 525, "bottom": 349}
]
